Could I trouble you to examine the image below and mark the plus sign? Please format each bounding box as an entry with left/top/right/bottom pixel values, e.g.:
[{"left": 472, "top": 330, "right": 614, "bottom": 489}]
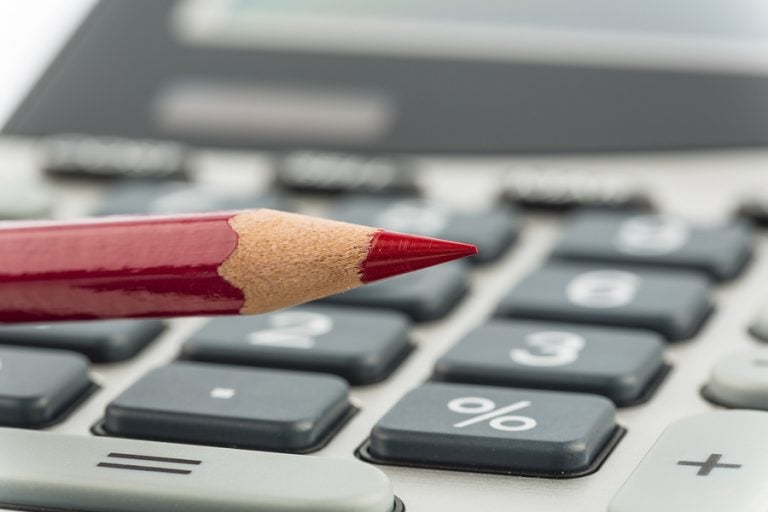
[{"left": 676, "top": 453, "right": 741, "bottom": 476}]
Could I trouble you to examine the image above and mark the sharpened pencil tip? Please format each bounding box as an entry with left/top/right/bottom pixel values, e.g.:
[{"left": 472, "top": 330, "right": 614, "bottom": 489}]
[{"left": 360, "top": 230, "right": 478, "bottom": 283}]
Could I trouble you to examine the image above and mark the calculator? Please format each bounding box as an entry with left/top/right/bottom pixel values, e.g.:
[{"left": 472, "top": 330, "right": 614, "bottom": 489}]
[{"left": 3, "top": 1, "right": 768, "bottom": 511}]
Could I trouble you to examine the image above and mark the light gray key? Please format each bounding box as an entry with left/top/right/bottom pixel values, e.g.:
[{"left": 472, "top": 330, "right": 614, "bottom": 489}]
[
  {"left": 434, "top": 320, "right": 666, "bottom": 405},
  {"left": 183, "top": 306, "right": 411, "bottom": 384},
  {"left": 553, "top": 211, "right": 752, "bottom": 280},
  {"left": 0, "top": 347, "right": 91, "bottom": 427},
  {"left": 496, "top": 263, "right": 712, "bottom": 340},
  {"left": 703, "top": 349, "right": 768, "bottom": 409},
  {"left": 368, "top": 382, "right": 617, "bottom": 475},
  {"left": 0, "top": 428, "right": 395, "bottom": 512},
  {"left": 322, "top": 263, "right": 468, "bottom": 321},
  {"left": 0, "top": 146, "right": 52, "bottom": 220},
  {"left": 329, "top": 196, "right": 519, "bottom": 264},
  {"left": 609, "top": 410, "right": 768, "bottom": 512}
]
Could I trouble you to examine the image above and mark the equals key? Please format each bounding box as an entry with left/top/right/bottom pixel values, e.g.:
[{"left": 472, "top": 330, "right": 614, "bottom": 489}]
[{"left": 0, "top": 428, "right": 395, "bottom": 511}]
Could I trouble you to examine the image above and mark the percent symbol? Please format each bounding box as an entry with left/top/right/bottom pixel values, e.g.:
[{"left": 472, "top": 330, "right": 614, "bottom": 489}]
[{"left": 447, "top": 397, "right": 537, "bottom": 432}]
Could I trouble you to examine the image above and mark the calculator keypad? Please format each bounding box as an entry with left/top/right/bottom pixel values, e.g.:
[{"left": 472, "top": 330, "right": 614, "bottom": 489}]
[
  {"left": 182, "top": 306, "right": 411, "bottom": 384},
  {"left": 6, "top": 136, "right": 764, "bottom": 512},
  {"left": 366, "top": 382, "right": 618, "bottom": 475},
  {"left": 104, "top": 362, "right": 352, "bottom": 452},
  {"left": 434, "top": 320, "right": 666, "bottom": 405},
  {"left": 553, "top": 211, "right": 752, "bottom": 280},
  {"left": 496, "top": 263, "right": 712, "bottom": 340}
]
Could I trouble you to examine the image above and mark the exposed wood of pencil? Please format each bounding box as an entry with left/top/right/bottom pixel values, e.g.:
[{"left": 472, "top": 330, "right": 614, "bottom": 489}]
[
  {"left": 0, "top": 209, "right": 477, "bottom": 323},
  {"left": 220, "top": 210, "right": 372, "bottom": 314}
]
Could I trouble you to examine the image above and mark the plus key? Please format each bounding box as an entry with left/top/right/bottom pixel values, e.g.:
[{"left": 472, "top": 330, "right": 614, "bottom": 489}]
[{"left": 610, "top": 411, "right": 768, "bottom": 512}]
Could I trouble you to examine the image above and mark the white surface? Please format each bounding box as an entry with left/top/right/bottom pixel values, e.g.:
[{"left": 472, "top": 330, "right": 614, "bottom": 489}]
[{"left": 0, "top": 0, "right": 94, "bottom": 127}]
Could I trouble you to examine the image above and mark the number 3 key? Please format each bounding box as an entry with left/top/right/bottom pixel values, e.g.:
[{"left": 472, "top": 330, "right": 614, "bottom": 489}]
[{"left": 434, "top": 320, "right": 666, "bottom": 405}]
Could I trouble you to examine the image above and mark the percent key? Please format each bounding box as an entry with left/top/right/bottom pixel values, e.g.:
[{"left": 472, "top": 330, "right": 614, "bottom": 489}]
[{"left": 363, "top": 383, "right": 620, "bottom": 476}]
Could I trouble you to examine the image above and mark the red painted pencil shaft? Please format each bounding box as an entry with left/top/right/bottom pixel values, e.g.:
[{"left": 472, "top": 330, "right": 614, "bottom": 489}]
[{"left": 0, "top": 213, "right": 244, "bottom": 322}]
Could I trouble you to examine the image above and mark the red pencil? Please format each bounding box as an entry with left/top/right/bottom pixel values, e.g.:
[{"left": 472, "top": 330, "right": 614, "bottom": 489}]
[{"left": 0, "top": 209, "right": 477, "bottom": 323}]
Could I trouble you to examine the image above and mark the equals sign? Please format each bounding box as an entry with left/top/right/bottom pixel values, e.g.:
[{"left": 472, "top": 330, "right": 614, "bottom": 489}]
[{"left": 97, "top": 452, "right": 202, "bottom": 475}]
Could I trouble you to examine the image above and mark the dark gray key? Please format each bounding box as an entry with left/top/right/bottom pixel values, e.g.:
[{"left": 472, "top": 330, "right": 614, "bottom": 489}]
[
  {"left": 183, "top": 306, "right": 411, "bottom": 384},
  {"left": 104, "top": 362, "right": 352, "bottom": 452},
  {"left": 434, "top": 320, "right": 666, "bottom": 405},
  {"left": 0, "top": 320, "right": 164, "bottom": 362},
  {"left": 330, "top": 196, "right": 519, "bottom": 263},
  {"left": 368, "top": 382, "right": 617, "bottom": 474},
  {"left": 496, "top": 263, "right": 711, "bottom": 340},
  {"left": 97, "top": 181, "right": 288, "bottom": 215},
  {"left": 553, "top": 210, "right": 753, "bottom": 280},
  {"left": 321, "top": 263, "right": 468, "bottom": 321},
  {"left": 0, "top": 347, "right": 91, "bottom": 427}
]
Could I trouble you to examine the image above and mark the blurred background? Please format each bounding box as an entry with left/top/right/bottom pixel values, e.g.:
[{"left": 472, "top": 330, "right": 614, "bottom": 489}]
[
  {"left": 6, "top": 1, "right": 768, "bottom": 152},
  {"left": 0, "top": 1, "right": 93, "bottom": 126},
  {"left": 1, "top": 0, "right": 768, "bottom": 221}
]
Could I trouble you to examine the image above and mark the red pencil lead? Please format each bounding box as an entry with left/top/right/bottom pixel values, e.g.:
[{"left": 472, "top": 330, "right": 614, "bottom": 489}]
[{"left": 360, "top": 230, "right": 478, "bottom": 283}]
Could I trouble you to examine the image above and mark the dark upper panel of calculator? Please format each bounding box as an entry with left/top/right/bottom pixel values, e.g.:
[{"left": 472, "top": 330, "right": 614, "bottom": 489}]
[{"left": 5, "top": 0, "right": 768, "bottom": 153}]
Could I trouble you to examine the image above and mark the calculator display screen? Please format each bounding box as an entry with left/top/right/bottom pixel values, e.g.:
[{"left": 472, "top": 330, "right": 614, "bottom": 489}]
[{"left": 173, "top": 0, "right": 768, "bottom": 55}]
